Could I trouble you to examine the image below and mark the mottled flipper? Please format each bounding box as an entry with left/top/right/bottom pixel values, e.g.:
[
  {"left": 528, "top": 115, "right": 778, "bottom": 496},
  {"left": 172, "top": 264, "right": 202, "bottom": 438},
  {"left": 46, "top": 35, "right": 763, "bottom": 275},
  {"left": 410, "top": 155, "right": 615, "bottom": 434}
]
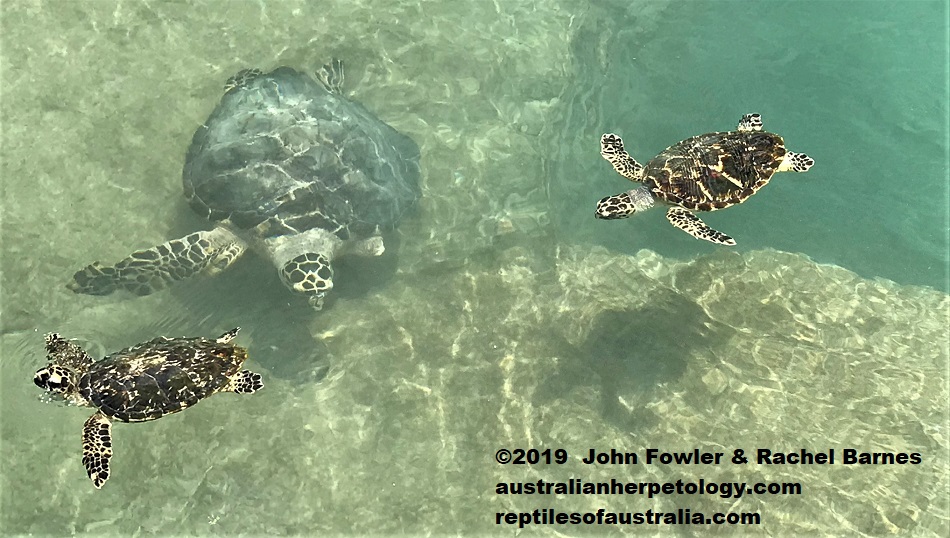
[
  {"left": 228, "top": 370, "right": 264, "bottom": 394},
  {"left": 45, "top": 333, "right": 94, "bottom": 370},
  {"left": 68, "top": 229, "right": 246, "bottom": 296},
  {"left": 600, "top": 134, "right": 644, "bottom": 181},
  {"left": 666, "top": 207, "right": 736, "bottom": 246},
  {"left": 216, "top": 327, "right": 241, "bottom": 344},
  {"left": 778, "top": 152, "right": 815, "bottom": 173},
  {"left": 737, "top": 113, "right": 763, "bottom": 132},
  {"left": 82, "top": 412, "right": 113, "bottom": 489}
]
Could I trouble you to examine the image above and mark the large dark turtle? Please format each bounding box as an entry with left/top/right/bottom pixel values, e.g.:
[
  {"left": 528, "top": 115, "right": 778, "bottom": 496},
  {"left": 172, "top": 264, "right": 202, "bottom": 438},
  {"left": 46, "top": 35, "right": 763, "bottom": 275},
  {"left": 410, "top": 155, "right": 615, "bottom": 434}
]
[
  {"left": 595, "top": 113, "right": 814, "bottom": 245},
  {"left": 69, "top": 59, "right": 422, "bottom": 309},
  {"left": 33, "top": 328, "right": 262, "bottom": 488}
]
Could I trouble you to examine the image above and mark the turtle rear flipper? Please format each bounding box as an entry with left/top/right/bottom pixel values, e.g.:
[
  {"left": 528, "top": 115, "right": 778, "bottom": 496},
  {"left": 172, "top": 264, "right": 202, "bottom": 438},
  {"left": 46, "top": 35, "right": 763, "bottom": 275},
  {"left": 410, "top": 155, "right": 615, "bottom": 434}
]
[
  {"left": 68, "top": 229, "right": 247, "bottom": 296},
  {"left": 216, "top": 327, "right": 241, "bottom": 344},
  {"left": 778, "top": 151, "right": 815, "bottom": 173},
  {"left": 223, "top": 68, "right": 263, "bottom": 94},
  {"left": 600, "top": 133, "right": 644, "bottom": 182},
  {"left": 316, "top": 58, "right": 344, "bottom": 94},
  {"left": 227, "top": 370, "right": 264, "bottom": 394},
  {"left": 82, "top": 412, "right": 113, "bottom": 489},
  {"left": 666, "top": 207, "right": 736, "bottom": 246}
]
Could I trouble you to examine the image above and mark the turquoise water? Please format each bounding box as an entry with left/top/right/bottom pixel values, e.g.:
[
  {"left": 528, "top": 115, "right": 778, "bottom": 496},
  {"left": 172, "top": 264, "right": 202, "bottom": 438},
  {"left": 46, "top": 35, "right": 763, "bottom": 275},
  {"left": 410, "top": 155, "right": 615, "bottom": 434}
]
[
  {"left": 1, "top": 1, "right": 948, "bottom": 536},
  {"left": 551, "top": 0, "right": 949, "bottom": 291}
]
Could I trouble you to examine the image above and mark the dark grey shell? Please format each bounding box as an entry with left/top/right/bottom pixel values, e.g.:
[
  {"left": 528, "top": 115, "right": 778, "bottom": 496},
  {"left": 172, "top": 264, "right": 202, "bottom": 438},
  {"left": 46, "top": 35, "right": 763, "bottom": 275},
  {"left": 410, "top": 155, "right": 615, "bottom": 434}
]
[
  {"left": 643, "top": 131, "right": 786, "bottom": 211},
  {"left": 78, "top": 336, "right": 246, "bottom": 422},
  {"left": 182, "top": 66, "right": 422, "bottom": 241}
]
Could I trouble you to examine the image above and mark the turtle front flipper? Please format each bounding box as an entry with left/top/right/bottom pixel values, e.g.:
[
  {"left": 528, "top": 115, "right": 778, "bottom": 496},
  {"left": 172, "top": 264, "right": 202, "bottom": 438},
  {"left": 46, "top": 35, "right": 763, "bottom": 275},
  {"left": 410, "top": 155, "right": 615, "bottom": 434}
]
[
  {"left": 666, "top": 207, "right": 736, "bottom": 246},
  {"left": 737, "top": 113, "right": 763, "bottom": 132},
  {"left": 68, "top": 228, "right": 247, "bottom": 296},
  {"left": 600, "top": 134, "right": 644, "bottom": 181},
  {"left": 82, "top": 412, "right": 113, "bottom": 489},
  {"left": 44, "top": 333, "right": 94, "bottom": 371}
]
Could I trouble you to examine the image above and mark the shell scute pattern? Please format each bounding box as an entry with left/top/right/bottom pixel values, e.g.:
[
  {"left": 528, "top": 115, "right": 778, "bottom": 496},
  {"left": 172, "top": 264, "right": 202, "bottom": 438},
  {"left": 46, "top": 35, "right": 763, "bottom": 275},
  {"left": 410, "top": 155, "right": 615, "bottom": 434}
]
[
  {"left": 68, "top": 59, "right": 421, "bottom": 309},
  {"left": 595, "top": 114, "right": 814, "bottom": 246},
  {"left": 646, "top": 131, "right": 786, "bottom": 210},
  {"left": 183, "top": 66, "right": 421, "bottom": 241},
  {"left": 35, "top": 329, "right": 261, "bottom": 488},
  {"left": 78, "top": 336, "right": 245, "bottom": 422}
]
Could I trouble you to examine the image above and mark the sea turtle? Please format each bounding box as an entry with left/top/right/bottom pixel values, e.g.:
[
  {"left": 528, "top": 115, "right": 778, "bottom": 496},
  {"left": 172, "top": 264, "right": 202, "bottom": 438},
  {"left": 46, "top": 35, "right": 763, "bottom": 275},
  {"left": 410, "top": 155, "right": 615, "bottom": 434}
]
[
  {"left": 68, "top": 59, "right": 422, "bottom": 309},
  {"left": 33, "top": 328, "right": 262, "bottom": 489},
  {"left": 594, "top": 113, "right": 814, "bottom": 245}
]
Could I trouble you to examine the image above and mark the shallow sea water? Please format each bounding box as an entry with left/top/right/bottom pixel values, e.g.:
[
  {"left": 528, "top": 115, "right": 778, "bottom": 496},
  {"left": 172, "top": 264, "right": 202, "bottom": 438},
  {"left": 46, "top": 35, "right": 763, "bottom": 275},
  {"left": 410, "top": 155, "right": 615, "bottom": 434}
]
[{"left": 1, "top": 1, "right": 947, "bottom": 536}]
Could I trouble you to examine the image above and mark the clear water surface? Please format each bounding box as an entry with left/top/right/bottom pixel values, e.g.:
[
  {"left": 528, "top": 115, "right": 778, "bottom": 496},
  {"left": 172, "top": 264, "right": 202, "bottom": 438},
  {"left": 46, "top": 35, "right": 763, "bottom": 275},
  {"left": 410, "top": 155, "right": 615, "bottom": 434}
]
[{"left": 1, "top": 0, "right": 947, "bottom": 536}]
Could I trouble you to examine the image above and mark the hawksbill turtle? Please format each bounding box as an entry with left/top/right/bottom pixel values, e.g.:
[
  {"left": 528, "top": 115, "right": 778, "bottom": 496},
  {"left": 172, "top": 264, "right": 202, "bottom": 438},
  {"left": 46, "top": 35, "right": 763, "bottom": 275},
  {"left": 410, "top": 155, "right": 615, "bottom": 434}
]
[
  {"left": 69, "top": 59, "right": 422, "bottom": 309},
  {"left": 595, "top": 113, "right": 814, "bottom": 245},
  {"left": 33, "top": 328, "right": 262, "bottom": 488}
]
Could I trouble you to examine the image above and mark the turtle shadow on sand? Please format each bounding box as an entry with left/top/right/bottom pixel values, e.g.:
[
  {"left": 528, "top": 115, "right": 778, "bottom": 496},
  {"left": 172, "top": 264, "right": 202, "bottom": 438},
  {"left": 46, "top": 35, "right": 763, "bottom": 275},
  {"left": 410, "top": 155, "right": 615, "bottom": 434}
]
[
  {"left": 161, "top": 250, "right": 328, "bottom": 383},
  {"left": 538, "top": 288, "right": 734, "bottom": 430},
  {"left": 160, "top": 204, "right": 403, "bottom": 382}
]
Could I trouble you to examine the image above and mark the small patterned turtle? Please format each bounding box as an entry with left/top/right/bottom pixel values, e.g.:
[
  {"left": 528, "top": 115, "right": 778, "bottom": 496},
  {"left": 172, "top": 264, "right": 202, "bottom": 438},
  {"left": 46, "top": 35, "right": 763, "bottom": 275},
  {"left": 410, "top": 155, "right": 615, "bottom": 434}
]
[
  {"left": 33, "top": 328, "right": 262, "bottom": 489},
  {"left": 595, "top": 113, "right": 814, "bottom": 245},
  {"left": 69, "top": 59, "right": 421, "bottom": 309}
]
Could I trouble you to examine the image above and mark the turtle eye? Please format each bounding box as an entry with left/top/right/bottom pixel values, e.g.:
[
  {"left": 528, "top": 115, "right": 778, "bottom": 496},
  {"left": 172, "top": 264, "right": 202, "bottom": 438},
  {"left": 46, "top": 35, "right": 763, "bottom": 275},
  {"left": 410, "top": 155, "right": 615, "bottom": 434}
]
[{"left": 34, "top": 365, "right": 70, "bottom": 393}]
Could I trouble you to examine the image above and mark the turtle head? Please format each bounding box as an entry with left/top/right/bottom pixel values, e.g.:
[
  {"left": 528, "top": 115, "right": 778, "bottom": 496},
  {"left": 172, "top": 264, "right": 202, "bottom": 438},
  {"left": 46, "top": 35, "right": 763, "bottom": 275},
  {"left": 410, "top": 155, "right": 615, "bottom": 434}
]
[
  {"left": 35, "top": 333, "right": 93, "bottom": 396},
  {"left": 595, "top": 186, "right": 656, "bottom": 220},
  {"left": 265, "top": 228, "right": 342, "bottom": 310},
  {"left": 34, "top": 364, "right": 74, "bottom": 394},
  {"left": 278, "top": 252, "right": 334, "bottom": 310}
]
